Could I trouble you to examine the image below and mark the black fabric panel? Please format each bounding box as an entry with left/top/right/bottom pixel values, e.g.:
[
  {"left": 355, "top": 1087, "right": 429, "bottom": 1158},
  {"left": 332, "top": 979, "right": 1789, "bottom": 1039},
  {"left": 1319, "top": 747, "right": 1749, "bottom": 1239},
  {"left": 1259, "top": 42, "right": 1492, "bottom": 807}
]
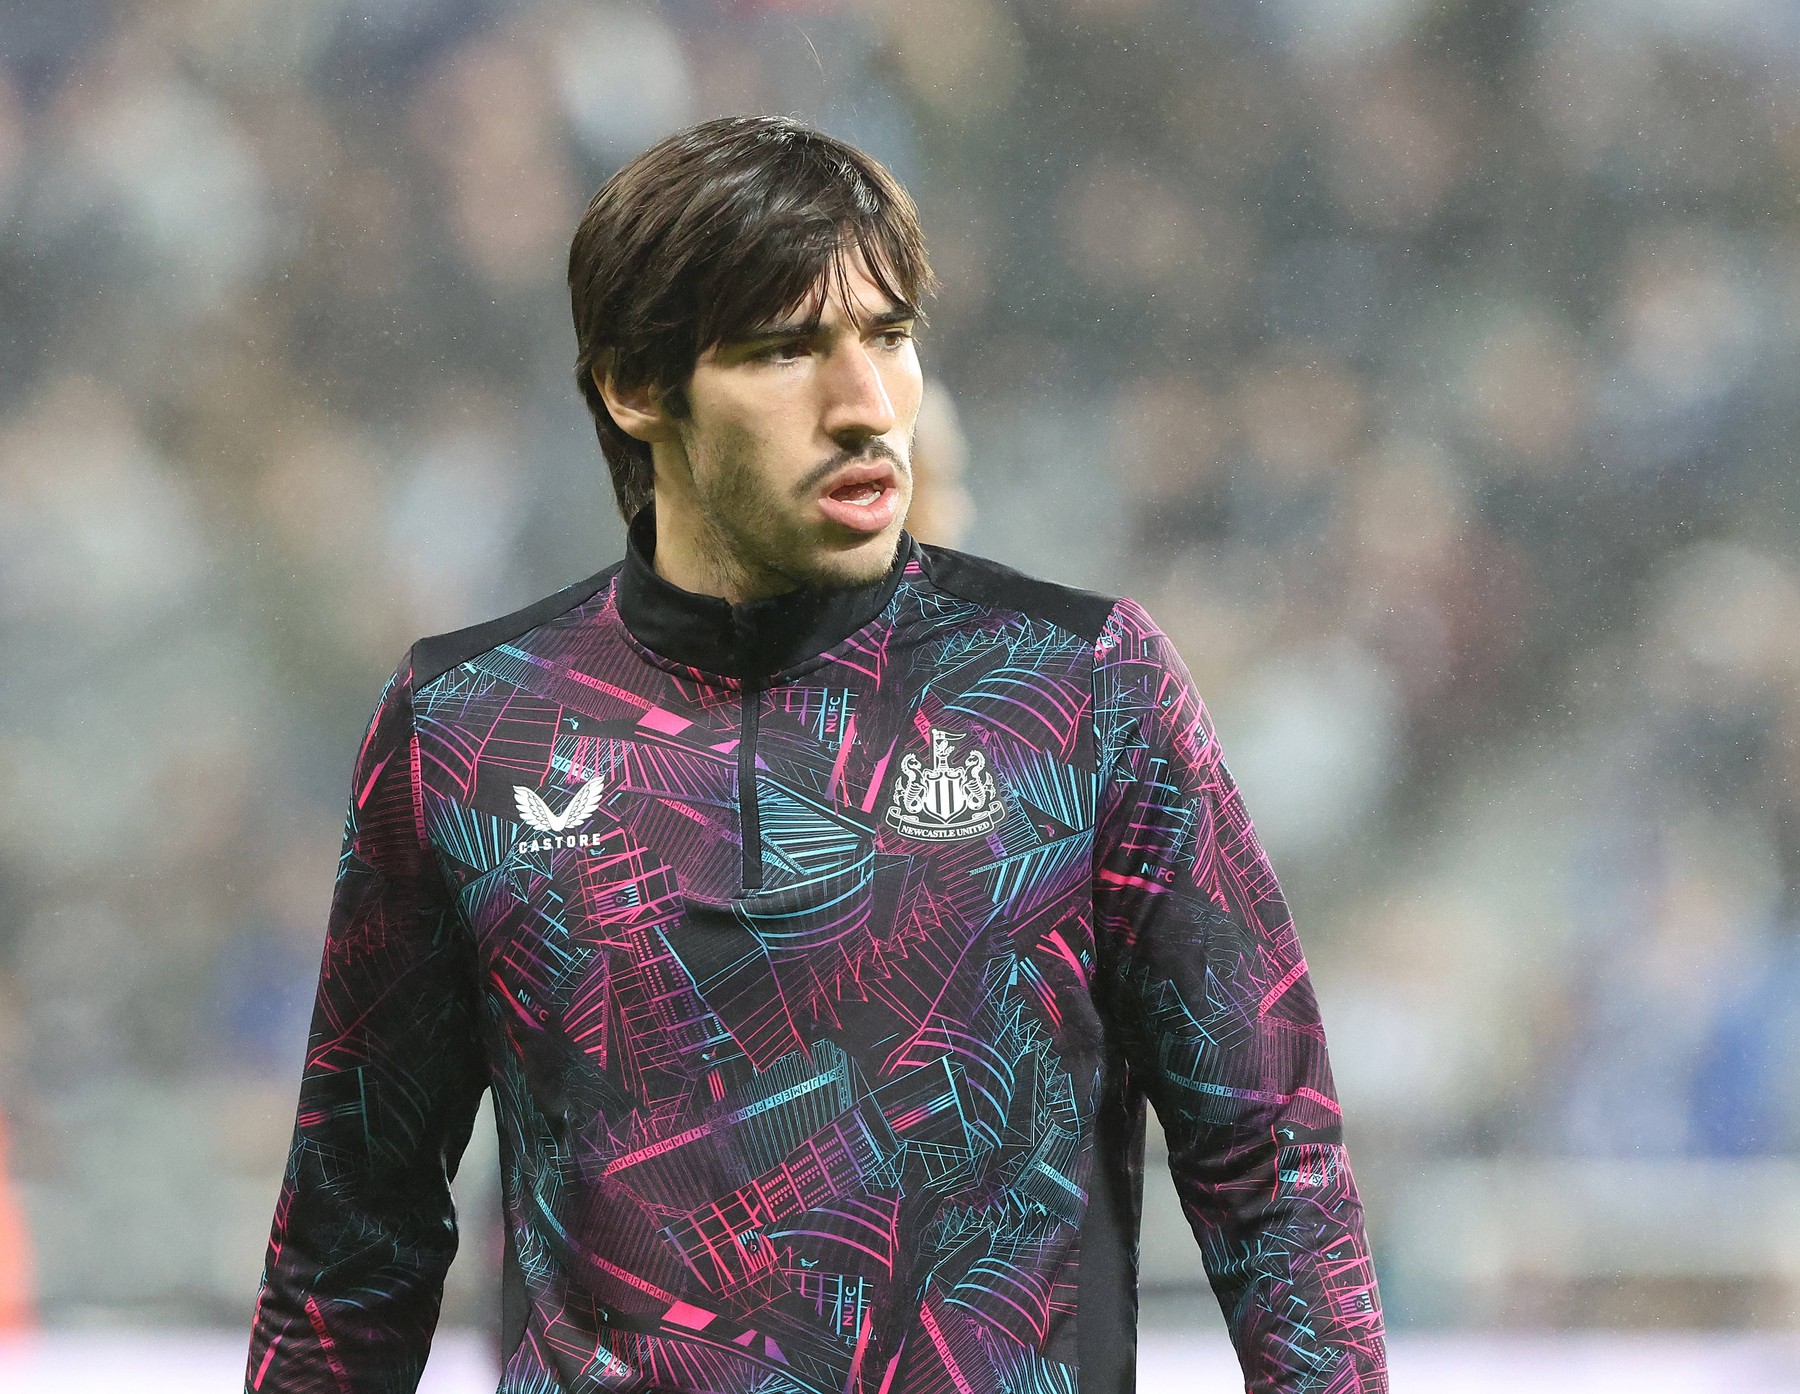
[
  {"left": 616, "top": 505, "right": 914, "bottom": 679},
  {"left": 738, "top": 688, "right": 763, "bottom": 891},
  {"left": 1079, "top": 1049, "right": 1146, "bottom": 1394},
  {"left": 918, "top": 545, "right": 1119, "bottom": 642},
  {"left": 411, "top": 563, "right": 623, "bottom": 690}
]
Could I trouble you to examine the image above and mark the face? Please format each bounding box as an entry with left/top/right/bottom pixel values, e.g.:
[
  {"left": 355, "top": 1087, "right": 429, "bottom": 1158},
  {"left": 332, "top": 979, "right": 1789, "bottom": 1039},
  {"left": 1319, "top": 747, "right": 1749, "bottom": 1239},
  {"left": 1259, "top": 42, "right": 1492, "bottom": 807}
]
[{"left": 648, "top": 254, "right": 924, "bottom": 601}]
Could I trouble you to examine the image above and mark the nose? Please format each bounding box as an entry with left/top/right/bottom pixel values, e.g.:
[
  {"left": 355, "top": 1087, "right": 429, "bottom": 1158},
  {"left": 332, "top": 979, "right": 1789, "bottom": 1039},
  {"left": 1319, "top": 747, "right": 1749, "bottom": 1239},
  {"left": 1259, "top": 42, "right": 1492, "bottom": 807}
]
[{"left": 820, "top": 338, "right": 897, "bottom": 445}]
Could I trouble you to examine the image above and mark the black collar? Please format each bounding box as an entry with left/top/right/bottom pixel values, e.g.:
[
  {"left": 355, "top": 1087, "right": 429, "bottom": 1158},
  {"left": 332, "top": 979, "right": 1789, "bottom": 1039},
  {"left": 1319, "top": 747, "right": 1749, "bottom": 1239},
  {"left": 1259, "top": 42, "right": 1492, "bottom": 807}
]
[{"left": 616, "top": 506, "right": 912, "bottom": 681}]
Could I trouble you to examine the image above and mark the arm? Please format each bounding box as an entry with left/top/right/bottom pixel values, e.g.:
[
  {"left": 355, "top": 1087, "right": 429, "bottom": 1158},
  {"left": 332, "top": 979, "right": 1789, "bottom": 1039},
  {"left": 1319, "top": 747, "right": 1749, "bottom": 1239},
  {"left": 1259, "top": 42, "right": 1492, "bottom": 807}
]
[
  {"left": 247, "top": 654, "right": 488, "bottom": 1394},
  {"left": 1091, "top": 600, "right": 1387, "bottom": 1392}
]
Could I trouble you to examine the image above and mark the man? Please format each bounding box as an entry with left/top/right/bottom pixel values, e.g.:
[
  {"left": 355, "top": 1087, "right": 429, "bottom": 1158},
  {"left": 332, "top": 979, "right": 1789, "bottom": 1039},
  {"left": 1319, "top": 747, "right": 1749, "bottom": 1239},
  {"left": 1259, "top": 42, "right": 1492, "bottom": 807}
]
[{"left": 247, "top": 116, "right": 1387, "bottom": 1394}]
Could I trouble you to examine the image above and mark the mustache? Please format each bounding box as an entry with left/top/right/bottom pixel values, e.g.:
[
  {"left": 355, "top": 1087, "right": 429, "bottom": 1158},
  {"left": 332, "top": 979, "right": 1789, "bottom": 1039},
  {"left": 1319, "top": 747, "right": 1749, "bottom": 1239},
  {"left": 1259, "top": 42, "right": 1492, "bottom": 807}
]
[{"left": 795, "top": 439, "right": 908, "bottom": 496}]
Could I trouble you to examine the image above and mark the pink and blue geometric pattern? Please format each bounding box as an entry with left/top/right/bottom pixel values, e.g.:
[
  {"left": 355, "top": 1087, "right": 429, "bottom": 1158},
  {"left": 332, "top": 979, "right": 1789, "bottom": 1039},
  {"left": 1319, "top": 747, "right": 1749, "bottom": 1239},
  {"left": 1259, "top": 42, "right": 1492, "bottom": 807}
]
[{"left": 247, "top": 542, "right": 1386, "bottom": 1393}]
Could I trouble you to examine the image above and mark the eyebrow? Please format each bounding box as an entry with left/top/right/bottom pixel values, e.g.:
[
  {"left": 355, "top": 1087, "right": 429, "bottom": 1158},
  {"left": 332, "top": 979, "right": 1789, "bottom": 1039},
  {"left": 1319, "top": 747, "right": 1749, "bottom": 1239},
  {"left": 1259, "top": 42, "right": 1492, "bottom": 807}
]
[
  {"left": 863, "top": 306, "right": 919, "bottom": 331},
  {"left": 729, "top": 303, "right": 917, "bottom": 344}
]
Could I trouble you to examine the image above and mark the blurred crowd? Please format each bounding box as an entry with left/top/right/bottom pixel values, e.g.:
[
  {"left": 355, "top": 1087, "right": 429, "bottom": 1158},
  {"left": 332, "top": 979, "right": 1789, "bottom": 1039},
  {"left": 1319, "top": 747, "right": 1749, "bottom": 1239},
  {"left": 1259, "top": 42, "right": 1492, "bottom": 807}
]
[{"left": 1, "top": 0, "right": 1798, "bottom": 1326}]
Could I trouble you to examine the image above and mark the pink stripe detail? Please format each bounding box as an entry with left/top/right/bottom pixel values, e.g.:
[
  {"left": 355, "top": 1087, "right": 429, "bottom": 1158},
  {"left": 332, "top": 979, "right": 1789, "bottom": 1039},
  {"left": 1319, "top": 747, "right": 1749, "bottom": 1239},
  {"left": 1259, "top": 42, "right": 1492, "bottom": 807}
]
[
  {"left": 356, "top": 751, "right": 392, "bottom": 808},
  {"left": 827, "top": 714, "right": 857, "bottom": 801},
  {"left": 252, "top": 1337, "right": 279, "bottom": 1389},
  {"left": 639, "top": 706, "right": 692, "bottom": 736},
  {"left": 846, "top": 1301, "right": 873, "bottom": 1394},
  {"left": 861, "top": 738, "right": 897, "bottom": 814},
  {"left": 1042, "top": 929, "right": 1089, "bottom": 990},
  {"left": 876, "top": 1344, "right": 906, "bottom": 1394},
  {"left": 663, "top": 1299, "right": 715, "bottom": 1331},
  {"left": 1096, "top": 868, "right": 1168, "bottom": 894},
  {"left": 1295, "top": 1086, "right": 1343, "bottom": 1116},
  {"left": 1258, "top": 957, "right": 1308, "bottom": 1017}
]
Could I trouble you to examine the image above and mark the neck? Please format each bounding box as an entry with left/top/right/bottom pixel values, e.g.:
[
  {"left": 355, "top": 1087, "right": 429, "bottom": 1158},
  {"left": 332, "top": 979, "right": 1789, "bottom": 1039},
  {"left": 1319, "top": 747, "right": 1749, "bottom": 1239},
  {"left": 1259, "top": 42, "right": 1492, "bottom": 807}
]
[
  {"left": 618, "top": 505, "right": 914, "bottom": 680},
  {"left": 651, "top": 492, "right": 792, "bottom": 605}
]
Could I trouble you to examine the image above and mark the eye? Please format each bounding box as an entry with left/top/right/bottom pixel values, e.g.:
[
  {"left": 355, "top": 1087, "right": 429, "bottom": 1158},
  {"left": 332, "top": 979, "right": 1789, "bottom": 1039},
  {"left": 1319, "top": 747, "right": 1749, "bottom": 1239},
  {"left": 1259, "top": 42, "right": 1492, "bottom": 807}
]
[
  {"left": 876, "top": 325, "right": 914, "bottom": 350},
  {"left": 752, "top": 337, "right": 809, "bottom": 363}
]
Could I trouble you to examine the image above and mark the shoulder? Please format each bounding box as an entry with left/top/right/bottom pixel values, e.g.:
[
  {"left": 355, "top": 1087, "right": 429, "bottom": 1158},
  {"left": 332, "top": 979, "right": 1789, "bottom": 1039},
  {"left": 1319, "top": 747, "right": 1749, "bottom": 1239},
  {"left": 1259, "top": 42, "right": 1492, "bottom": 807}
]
[
  {"left": 915, "top": 543, "right": 1120, "bottom": 643},
  {"left": 408, "top": 562, "right": 622, "bottom": 692}
]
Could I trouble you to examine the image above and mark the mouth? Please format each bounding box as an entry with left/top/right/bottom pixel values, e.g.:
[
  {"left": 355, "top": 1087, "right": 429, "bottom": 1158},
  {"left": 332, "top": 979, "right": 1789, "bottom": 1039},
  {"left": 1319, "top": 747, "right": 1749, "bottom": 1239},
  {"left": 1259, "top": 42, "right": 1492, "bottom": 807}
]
[{"left": 815, "top": 459, "right": 901, "bottom": 535}]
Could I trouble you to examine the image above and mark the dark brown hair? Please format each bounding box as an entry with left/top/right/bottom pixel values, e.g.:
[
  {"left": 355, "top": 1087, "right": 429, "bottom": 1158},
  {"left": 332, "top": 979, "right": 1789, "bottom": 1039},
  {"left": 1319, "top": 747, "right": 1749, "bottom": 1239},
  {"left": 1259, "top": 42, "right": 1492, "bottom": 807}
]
[{"left": 568, "top": 115, "right": 936, "bottom": 521}]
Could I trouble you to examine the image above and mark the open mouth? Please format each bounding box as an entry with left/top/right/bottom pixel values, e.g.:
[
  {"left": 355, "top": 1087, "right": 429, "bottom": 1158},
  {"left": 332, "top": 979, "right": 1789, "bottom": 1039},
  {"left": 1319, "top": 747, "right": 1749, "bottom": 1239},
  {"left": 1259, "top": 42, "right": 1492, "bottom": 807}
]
[
  {"left": 828, "top": 479, "right": 887, "bottom": 506},
  {"left": 816, "top": 462, "right": 901, "bottom": 534}
]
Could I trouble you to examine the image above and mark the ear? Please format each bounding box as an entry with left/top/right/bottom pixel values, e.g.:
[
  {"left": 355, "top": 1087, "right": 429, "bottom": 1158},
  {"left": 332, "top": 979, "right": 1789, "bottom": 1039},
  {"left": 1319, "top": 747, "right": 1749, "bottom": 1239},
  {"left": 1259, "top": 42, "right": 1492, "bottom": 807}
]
[{"left": 594, "top": 364, "right": 679, "bottom": 445}]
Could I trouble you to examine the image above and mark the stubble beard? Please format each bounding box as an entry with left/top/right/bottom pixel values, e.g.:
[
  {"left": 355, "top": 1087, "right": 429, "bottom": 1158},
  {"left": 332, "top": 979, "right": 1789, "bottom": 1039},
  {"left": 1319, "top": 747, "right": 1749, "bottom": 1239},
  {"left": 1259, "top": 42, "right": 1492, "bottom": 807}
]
[{"left": 685, "top": 423, "right": 908, "bottom": 600}]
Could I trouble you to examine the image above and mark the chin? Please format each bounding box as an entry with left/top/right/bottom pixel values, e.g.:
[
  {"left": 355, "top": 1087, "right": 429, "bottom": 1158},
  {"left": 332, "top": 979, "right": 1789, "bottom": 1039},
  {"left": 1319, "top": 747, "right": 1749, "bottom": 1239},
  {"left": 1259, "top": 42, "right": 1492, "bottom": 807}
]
[{"left": 808, "top": 527, "right": 903, "bottom": 588}]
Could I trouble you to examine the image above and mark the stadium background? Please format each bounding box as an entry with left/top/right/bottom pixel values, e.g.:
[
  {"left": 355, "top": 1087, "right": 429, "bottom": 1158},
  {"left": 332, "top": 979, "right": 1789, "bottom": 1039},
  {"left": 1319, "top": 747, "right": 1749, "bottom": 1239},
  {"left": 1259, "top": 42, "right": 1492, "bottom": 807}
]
[{"left": 2, "top": 0, "right": 1799, "bottom": 1386}]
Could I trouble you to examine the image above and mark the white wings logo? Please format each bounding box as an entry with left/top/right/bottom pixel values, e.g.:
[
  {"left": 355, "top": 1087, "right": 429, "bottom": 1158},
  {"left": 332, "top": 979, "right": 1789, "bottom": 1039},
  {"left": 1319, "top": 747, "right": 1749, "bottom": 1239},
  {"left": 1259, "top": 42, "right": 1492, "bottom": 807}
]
[{"left": 513, "top": 777, "right": 607, "bottom": 834}]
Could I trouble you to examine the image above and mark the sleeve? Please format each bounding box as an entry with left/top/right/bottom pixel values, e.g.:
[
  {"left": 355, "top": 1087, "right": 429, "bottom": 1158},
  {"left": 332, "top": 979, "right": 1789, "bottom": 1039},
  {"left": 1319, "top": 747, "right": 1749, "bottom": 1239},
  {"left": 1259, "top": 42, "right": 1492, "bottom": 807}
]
[
  {"left": 1090, "top": 599, "right": 1388, "bottom": 1392},
  {"left": 246, "top": 652, "right": 488, "bottom": 1394}
]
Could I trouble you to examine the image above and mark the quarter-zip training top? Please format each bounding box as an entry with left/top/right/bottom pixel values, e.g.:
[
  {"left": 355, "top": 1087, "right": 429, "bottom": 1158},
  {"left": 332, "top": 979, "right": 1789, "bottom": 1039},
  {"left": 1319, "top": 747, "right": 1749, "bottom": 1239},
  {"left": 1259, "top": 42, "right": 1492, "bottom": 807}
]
[{"left": 247, "top": 510, "right": 1388, "bottom": 1393}]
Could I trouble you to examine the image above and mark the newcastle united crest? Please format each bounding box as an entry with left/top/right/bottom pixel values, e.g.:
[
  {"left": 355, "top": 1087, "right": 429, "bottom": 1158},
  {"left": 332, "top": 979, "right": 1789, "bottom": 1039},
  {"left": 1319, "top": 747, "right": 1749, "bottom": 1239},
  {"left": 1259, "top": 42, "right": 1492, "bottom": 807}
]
[{"left": 884, "top": 726, "right": 1006, "bottom": 841}]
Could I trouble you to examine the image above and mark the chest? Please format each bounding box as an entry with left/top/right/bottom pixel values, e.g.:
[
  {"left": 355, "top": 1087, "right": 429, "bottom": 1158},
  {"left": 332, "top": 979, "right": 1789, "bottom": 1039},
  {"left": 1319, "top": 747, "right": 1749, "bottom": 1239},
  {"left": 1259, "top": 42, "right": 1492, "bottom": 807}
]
[{"left": 415, "top": 624, "right": 1106, "bottom": 1092}]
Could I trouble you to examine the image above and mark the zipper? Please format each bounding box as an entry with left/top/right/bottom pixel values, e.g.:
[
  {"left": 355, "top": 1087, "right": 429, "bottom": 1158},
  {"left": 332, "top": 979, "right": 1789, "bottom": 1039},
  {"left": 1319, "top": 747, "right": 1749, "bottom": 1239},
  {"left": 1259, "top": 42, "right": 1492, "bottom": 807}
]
[{"left": 738, "top": 683, "right": 763, "bottom": 892}]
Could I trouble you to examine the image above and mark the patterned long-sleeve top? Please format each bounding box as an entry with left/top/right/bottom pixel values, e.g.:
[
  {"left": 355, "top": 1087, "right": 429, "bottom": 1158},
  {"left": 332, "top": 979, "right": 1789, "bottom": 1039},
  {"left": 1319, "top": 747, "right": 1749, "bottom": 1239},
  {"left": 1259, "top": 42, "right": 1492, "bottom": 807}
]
[{"left": 247, "top": 509, "right": 1386, "bottom": 1394}]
